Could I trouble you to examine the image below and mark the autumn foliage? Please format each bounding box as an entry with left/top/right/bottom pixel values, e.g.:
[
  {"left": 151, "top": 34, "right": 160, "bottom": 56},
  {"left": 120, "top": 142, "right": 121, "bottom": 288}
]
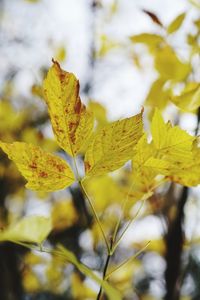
[{"left": 1, "top": 2, "right": 200, "bottom": 300}]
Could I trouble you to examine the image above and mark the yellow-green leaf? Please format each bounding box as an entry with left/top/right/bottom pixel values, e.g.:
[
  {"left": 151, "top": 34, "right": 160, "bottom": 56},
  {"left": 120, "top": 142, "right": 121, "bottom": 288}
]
[
  {"left": 130, "top": 134, "right": 165, "bottom": 201},
  {"left": 0, "top": 216, "right": 52, "bottom": 244},
  {"left": 43, "top": 61, "right": 94, "bottom": 156},
  {"left": 0, "top": 141, "right": 75, "bottom": 191},
  {"left": 84, "top": 111, "right": 143, "bottom": 176},
  {"left": 130, "top": 33, "right": 164, "bottom": 50},
  {"left": 145, "top": 78, "right": 170, "bottom": 109},
  {"left": 148, "top": 109, "right": 200, "bottom": 186},
  {"left": 170, "top": 83, "right": 200, "bottom": 112},
  {"left": 169, "top": 139, "right": 200, "bottom": 186},
  {"left": 167, "top": 12, "right": 186, "bottom": 34},
  {"left": 151, "top": 109, "right": 167, "bottom": 150},
  {"left": 155, "top": 46, "right": 191, "bottom": 81},
  {"left": 151, "top": 109, "right": 195, "bottom": 161},
  {"left": 57, "top": 245, "right": 122, "bottom": 300},
  {"left": 144, "top": 157, "right": 170, "bottom": 174}
]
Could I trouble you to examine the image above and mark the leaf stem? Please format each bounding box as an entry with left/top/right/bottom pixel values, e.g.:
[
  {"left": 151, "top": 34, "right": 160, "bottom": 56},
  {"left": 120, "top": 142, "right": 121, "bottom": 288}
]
[
  {"left": 112, "top": 181, "right": 135, "bottom": 245},
  {"left": 79, "top": 179, "right": 110, "bottom": 253},
  {"left": 70, "top": 153, "right": 109, "bottom": 252}
]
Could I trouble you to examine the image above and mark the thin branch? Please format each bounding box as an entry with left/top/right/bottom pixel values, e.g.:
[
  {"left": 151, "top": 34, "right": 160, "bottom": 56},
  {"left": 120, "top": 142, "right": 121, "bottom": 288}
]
[
  {"left": 112, "top": 180, "right": 136, "bottom": 244},
  {"left": 96, "top": 238, "right": 113, "bottom": 300}
]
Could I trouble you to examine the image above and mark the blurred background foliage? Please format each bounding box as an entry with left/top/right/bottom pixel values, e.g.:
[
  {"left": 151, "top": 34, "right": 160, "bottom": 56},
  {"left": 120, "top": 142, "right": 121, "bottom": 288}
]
[{"left": 0, "top": 0, "right": 200, "bottom": 299}]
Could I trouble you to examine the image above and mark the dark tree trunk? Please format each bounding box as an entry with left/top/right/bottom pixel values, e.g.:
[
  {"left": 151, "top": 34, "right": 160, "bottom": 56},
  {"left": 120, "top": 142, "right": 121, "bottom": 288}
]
[
  {"left": 0, "top": 243, "right": 24, "bottom": 300},
  {"left": 164, "top": 186, "right": 188, "bottom": 300}
]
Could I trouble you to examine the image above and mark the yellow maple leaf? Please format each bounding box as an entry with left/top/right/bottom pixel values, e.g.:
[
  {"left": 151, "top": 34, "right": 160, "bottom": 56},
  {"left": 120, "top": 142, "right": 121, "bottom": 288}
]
[
  {"left": 129, "top": 134, "right": 165, "bottom": 201},
  {"left": 125, "top": 110, "right": 200, "bottom": 188},
  {"left": 167, "top": 141, "right": 200, "bottom": 186},
  {"left": 84, "top": 110, "right": 143, "bottom": 176},
  {"left": 151, "top": 108, "right": 195, "bottom": 162},
  {"left": 145, "top": 109, "right": 200, "bottom": 186},
  {"left": 0, "top": 142, "right": 75, "bottom": 191},
  {"left": 43, "top": 60, "right": 94, "bottom": 156}
]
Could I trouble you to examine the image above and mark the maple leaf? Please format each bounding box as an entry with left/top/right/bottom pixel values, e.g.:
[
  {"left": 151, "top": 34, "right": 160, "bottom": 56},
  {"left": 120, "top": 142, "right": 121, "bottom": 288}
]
[
  {"left": 84, "top": 110, "right": 143, "bottom": 176},
  {"left": 0, "top": 142, "right": 75, "bottom": 191},
  {"left": 43, "top": 60, "right": 94, "bottom": 156},
  {"left": 143, "top": 109, "right": 199, "bottom": 186},
  {"left": 151, "top": 108, "right": 195, "bottom": 162},
  {"left": 129, "top": 134, "right": 166, "bottom": 201}
]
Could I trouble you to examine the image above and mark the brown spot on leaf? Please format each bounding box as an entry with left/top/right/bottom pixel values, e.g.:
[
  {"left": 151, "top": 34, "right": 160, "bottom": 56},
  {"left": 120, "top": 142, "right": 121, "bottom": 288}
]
[
  {"left": 52, "top": 59, "right": 66, "bottom": 82},
  {"left": 29, "top": 162, "right": 37, "bottom": 170},
  {"left": 68, "top": 121, "right": 79, "bottom": 144},
  {"left": 85, "top": 161, "right": 91, "bottom": 172},
  {"left": 56, "top": 164, "right": 66, "bottom": 172},
  {"left": 39, "top": 171, "right": 48, "bottom": 178},
  {"left": 59, "top": 71, "right": 67, "bottom": 82},
  {"left": 56, "top": 128, "right": 64, "bottom": 133},
  {"left": 74, "top": 99, "right": 82, "bottom": 114},
  {"left": 69, "top": 121, "right": 78, "bottom": 131}
]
